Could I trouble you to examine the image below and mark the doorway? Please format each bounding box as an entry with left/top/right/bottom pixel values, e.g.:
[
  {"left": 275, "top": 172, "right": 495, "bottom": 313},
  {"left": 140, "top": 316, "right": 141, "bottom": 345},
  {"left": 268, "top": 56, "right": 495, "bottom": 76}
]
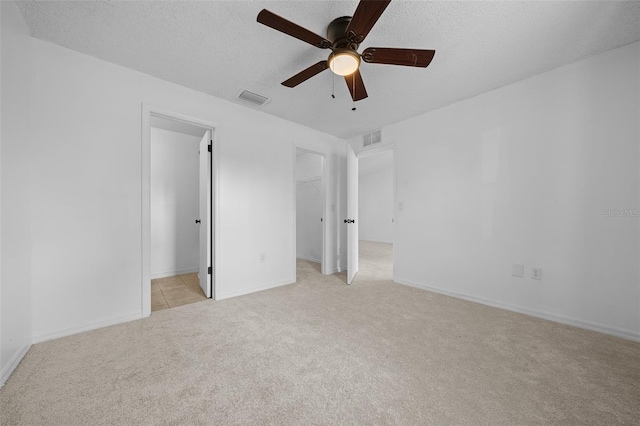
[
  {"left": 149, "top": 117, "right": 209, "bottom": 311},
  {"left": 346, "top": 145, "right": 395, "bottom": 284},
  {"left": 295, "top": 148, "right": 326, "bottom": 276},
  {"left": 142, "top": 106, "right": 218, "bottom": 317},
  {"left": 356, "top": 149, "right": 394, "bottom": 282}
]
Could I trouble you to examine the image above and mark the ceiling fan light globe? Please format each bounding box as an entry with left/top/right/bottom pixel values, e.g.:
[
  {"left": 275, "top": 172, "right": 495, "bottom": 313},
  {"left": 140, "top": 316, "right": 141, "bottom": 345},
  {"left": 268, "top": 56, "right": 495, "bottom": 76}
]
[{"left": 328, "top": 50, "right": 360, "bottom": 76}]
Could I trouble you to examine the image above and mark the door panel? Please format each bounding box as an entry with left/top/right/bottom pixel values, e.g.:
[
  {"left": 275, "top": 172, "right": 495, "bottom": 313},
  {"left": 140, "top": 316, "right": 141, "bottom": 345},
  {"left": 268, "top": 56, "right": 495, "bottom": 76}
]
[
  {"left": 199, "top": 130, "right": 212, "bottom": 298},
  {"left": 347, "top": 144, "right": 358, "bottom": 284}
]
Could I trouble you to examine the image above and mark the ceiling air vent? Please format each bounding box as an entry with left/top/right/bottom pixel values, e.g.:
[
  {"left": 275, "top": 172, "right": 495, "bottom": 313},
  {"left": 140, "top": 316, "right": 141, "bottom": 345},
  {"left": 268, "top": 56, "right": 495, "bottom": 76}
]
[
  {"left": 363, "top": 129, "right": 382, "bottom": 147},
  {"left": 237, "top": 90, "right": 270, "bottom": 107}
]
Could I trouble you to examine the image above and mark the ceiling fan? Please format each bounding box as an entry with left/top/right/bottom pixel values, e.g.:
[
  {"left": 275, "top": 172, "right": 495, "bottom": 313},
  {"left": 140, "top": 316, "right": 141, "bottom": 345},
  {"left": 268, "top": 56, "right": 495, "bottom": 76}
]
[{"left": 257, "top": 0, "right": 435, "bottom": 103}]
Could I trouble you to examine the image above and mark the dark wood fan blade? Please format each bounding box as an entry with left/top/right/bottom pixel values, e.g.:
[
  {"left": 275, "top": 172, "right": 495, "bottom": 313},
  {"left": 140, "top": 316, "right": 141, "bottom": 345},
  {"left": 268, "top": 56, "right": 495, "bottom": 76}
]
[
  {"left": 344, "top": 69, "right": 368, "bottom": 101},
  {"left": 362, "top": 47, "right": 436, "bottom": 67},
  {"left": 257, "top": 9, "right": 332, "bottom": 49},
  {"left": 345, "top": 0, "right": 391, "bottom": 43},
  {"left": 282, "top": 61, "right": 329, "bottom": 87}
]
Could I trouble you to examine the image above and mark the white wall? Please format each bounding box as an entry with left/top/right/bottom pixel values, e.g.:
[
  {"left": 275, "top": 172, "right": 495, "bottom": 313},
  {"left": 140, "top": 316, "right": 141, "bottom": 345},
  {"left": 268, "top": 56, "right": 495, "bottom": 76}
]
[
  {"left": 296, "top": 152, "right": 323, "bottom": 263},
  {"left": 0, "top": 0, "right": 33, "bottom": 385},
  {"left": 386, "top": 41, "right": 640, "bottom": 341},
  {"left": 25, "top": 37, "right": 343, "bottom": 342},
  {"left": 359, "top": 166, "right": 394, "bottom": 244},
  {"left": 150, "top": 127, "right": 201, "bottom": 278}
]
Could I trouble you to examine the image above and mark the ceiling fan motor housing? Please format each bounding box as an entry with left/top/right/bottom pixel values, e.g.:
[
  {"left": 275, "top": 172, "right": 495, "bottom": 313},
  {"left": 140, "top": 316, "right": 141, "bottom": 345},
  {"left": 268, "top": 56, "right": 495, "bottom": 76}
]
[{"left": 327, "top": 16, "right": 359, "bottom": 51}]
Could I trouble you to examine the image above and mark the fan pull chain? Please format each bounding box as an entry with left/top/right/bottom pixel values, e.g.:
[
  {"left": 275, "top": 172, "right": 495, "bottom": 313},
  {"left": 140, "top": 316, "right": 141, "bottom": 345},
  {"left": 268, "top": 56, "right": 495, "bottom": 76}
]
[
  {"left": 351, "top": 73, "right": 356, "bottom": 111},
  {"left": 331, "top": 73, "right": 335, "bottom": 99}
]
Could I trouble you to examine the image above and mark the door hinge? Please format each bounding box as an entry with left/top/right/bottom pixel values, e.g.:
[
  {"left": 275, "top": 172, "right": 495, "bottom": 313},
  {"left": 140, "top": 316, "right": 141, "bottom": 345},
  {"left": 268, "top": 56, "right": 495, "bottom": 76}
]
[
  {"left": 208, "top": 266, "right": 212, "bottom": 274},
  {"left": 207, "top": 144, "right": 212, "bottom": 152}
]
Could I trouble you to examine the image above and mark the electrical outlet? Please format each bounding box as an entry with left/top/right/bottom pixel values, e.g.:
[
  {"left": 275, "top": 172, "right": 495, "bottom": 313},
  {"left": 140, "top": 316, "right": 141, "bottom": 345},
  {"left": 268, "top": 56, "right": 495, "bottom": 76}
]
[
  {"left": 260, "top": 253, "right": 266, "bottom": 263},
  {"left": 512, "top": 264, "right": 524, "bottom": 278},
  {"left": 531, "top": 267, "right": 542, "bottom": 280}
]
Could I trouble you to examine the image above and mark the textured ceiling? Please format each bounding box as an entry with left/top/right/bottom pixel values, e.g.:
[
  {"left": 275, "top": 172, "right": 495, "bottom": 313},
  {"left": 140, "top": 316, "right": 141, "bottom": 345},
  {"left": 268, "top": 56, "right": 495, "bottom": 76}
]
[{"left": 17, "top": 1, "right": 640, "bottom": 139}]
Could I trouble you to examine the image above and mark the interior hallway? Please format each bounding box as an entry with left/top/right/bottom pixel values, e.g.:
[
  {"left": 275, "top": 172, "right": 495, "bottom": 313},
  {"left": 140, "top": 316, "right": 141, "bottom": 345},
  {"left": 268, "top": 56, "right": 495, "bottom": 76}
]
[{"left": 151, "top": 273, "right": 207, "bottom": 311}]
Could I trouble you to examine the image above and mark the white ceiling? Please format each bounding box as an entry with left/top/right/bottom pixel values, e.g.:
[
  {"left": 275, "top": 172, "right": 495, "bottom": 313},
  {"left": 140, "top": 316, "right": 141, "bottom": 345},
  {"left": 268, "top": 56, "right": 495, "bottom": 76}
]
[{"left": 16, "top": 1, "right": 640, "bottom": 139}]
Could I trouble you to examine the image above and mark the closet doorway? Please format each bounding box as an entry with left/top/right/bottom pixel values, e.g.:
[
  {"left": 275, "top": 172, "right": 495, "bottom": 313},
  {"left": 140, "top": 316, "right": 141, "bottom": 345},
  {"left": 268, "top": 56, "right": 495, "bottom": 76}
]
[{"left": 295, "top": 149, "right": 326, "bottom": 276}]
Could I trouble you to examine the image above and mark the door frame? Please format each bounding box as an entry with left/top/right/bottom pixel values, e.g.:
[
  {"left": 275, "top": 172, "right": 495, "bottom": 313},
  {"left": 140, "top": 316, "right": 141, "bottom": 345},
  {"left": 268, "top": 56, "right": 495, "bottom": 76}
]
[
  {"left": 141, "top": 104, "right": 220, "bottom": 317},
  {"left": 293, "top": 147, "right": 327, "bottom": 276}
]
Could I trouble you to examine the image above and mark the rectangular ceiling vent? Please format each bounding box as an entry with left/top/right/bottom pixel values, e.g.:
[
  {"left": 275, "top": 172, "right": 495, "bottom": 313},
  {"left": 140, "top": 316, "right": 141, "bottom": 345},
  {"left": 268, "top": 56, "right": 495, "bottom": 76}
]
[
  {"left": 237, "top": 90, "right": 270, "bottom": 107},
  {"left": 363, "top": 129, "right": 382, "bottom": 147}
]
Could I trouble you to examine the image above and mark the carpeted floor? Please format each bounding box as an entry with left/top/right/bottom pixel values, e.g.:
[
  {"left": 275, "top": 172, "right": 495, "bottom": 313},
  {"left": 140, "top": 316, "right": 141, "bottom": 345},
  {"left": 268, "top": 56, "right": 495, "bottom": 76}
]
[{"left": 1, "top": 251, "right": 640, "bottom": 425}]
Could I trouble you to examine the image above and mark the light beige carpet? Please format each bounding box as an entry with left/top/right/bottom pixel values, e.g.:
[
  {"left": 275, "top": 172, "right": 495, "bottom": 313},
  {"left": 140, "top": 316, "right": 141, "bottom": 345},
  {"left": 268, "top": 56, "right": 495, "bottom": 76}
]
[{"left": 2, "top": 254, "right": 640, "bottom": 425}]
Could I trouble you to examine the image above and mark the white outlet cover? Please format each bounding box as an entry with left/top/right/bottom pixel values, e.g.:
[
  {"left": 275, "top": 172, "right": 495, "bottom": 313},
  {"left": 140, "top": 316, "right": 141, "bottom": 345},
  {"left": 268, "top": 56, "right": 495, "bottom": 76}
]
[
  {"left": 512, "top": 264, "right": 524, "bottom": 278},
  {"left": 531, "top": 267, "right": 542, "bottom": 280}
]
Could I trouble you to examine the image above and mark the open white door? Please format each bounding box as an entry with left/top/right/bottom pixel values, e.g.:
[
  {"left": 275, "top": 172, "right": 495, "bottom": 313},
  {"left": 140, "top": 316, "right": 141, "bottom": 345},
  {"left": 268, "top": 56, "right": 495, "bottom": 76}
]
[
  {"left": 198, "top": 130, "right": 212, "bottom": 298},
  {"left": 347, "top": 144, "right": 359, "bottom": 284}
]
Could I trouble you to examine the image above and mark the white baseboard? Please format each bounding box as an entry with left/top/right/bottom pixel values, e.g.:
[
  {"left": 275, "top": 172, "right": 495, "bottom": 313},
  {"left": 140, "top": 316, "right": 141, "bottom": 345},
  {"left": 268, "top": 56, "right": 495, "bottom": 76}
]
[
  {"left": 360, "top": 238, "right": 393, "bottom": 244},
  {"left": 296, "top": 255, "right": 321, "bottom": 263},
  {"left": 31, "top": 311, "right": 143, "bottom": 344},
  {"left": 394, "top": 277, "right": 640, "bottom": 343},
  {"left": 151, "top": 267, "right": 198, "bottom": 279},
  {"left": 216, "top": 278, "right": 295, "bottom": 300},
  {"left": 0, "top": 343, "right": 31, "bottom": 388}
]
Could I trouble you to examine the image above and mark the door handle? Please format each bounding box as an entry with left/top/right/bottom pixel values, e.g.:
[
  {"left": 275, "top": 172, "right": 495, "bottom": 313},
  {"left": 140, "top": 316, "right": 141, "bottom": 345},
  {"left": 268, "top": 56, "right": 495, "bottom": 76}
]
[
  {"left": 195, "top": 219, "right": 201, "bottom": 224},
  {"left": 344, "top": 219, "right": 355, "bottom": 224}
]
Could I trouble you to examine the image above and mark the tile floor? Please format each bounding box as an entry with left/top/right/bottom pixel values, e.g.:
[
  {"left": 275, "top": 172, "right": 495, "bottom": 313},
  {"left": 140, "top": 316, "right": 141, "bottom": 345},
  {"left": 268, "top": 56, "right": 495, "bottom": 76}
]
[{"left": 151, "top": 273, "right": 207, "bottom": 312}]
